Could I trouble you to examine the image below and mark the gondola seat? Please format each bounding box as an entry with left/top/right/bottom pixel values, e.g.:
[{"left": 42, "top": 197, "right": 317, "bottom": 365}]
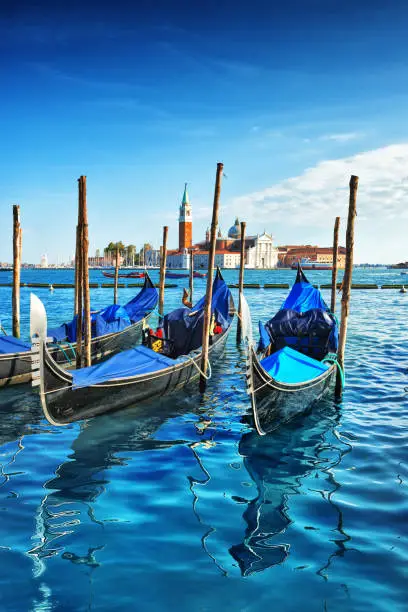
[{"left": 260, "top": 346, "right": 329, "bottom": 385}]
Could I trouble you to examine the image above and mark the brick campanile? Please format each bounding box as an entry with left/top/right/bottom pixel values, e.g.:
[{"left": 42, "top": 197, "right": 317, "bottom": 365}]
[{"left": 178, "top": 183, "right": 192, "bottom": 251}]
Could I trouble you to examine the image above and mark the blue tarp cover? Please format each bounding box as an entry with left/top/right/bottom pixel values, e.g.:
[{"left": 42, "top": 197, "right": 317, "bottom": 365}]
[
  {"left": 281, "top": 281, "right": 328, "bottom": 313},
  {"left": 163, "top": 271, "right": 232, "bottom": 357},
  {"left": 48, "top": 276, "right": 158, "bottom": 343},
  {"left": 0, "top": 336, "right": 30, "bottom": 355},
  {"left": 72, "top": 345, "right": 176, "bottom": 389},
  {"left": 260, "top": 346, "right": 329, "bottom": 384},
  {"left": 258, "top": 266, "right": 337, "bottom": 357}
]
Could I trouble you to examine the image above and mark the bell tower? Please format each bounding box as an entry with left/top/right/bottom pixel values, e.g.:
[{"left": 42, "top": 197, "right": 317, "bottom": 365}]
[{"left": 178, "top": 183, "right": 192, "bottom": 251}]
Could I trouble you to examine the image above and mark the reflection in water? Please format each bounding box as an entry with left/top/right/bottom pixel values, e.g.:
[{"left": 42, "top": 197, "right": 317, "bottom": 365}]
[
  {"left": 0, "top": 386, "right": 43, "bottom": 448},
  {"left": 229, "top": 401, "right": 352, "bottom": 576},
  {"left": 10, "top": 384, "right": 353, "bottom": 585},
  {"left": 27, "top": 397, "right": 201, "bottom": 575}
]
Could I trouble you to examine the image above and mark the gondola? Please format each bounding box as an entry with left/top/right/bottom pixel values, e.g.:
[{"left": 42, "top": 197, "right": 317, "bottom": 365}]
[
  {"left": 0, "top": 274, "right": 158, "bottom": 387},
  {"left": 31, "top": 270, "right": 234, "bottom": 425},
  {"left": 241, "top": 265, "right": 342, "bottom": 435},
  {"left": 166, "top": 271, "right": 207, "bottom": 279},
  {"left": 102, "top": 271, "right": 145, "bottom": 278}
]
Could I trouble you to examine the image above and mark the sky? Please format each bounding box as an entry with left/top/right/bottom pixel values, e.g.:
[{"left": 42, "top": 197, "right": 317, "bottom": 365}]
[{"left": 1, "top": 0, "right": 408, "bottom": 264}]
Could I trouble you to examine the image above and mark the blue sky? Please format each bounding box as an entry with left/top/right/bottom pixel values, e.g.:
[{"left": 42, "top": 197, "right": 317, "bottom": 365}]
[{"left": 1, "top": 0, "right": 408, "bottom": 264}]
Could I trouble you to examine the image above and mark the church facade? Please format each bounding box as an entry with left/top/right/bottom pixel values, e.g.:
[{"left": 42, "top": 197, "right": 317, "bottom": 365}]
[{"left": 167, "top": 185, "right": 279, "bottom": 269}]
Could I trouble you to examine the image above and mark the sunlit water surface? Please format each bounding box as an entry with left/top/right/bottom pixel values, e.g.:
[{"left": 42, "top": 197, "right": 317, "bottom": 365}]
[{"left": 0, "top": 268, "right": 407, "bottom": 611}]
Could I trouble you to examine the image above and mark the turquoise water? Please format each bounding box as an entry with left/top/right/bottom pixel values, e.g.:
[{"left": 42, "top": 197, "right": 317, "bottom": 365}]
[{"left": 0, "top": 268, "right": 407, "bottom": 611}]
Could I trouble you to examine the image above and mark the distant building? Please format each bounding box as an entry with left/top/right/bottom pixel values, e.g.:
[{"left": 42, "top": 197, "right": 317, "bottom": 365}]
[
  {"left": 145, "top": 248, "right": 161, "bottom": 267},
  {"left": 40, "top": 254, "right": 48, "bottom": 268},
  {"left": 279, "top": 245, "right": 346, "bottom": 268},
  {"left": 167, "top": 187, "right": 278, "bottom": 269}
]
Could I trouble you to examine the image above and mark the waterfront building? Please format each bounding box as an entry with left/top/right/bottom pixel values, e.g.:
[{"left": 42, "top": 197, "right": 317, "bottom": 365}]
[
  {"left": 279, "top": 245, "right": 346, "bottom": 268},
  {"left": 40, "top": 254, "right": 48, "bottom": 268},
  {"left": 167, "top": 187, "right": 278, "bottom": 269},
  {"left": 144, "top": 248, "right": 161, "bottom": 267}
]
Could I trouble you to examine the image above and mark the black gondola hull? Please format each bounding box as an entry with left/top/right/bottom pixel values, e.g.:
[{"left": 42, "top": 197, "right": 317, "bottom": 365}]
[
  {"left": 247, "top": 347, "right": 336, "bottom": 435},
  {"left": 0, "top": 351, "right": 33, "bottom": 387},
  {"left": 38, "top": 324, "right": 232, "bottom": 425}
]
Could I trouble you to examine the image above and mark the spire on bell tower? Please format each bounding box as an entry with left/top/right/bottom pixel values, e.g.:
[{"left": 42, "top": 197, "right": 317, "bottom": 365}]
[{"left": 178, "top": 182, "right": 193, "bottom": 251}]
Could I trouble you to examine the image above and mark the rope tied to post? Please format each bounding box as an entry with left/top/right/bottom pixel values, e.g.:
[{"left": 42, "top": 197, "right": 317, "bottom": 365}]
[{"left": 322, "top": 352, "right": 345, "bottom": 389}]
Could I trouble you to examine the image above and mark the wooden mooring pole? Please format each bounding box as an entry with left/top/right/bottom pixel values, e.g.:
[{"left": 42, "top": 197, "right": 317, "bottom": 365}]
[
  {"left": 199, "top": 162, "right": 223, "bottom": 393},
  {"left": 81, "top": 176, "right": 91, "bottom": 367},
  {"left": 114, "top": 245, "right": 119, "bottom": 305},
  {"left": 336, "top": 176, "right": 358, "bottom": 395},
  {"left": 74, "top": 225, "right": 80, "bottom": 316},
  {"left": 189, "top": 249, "right": 194, "bottom": 305},
  {"left": 75, "top": 179, "right": 84, "bottom": 368},
  {"left": 236, "top": 221, "right": 247, "bottom": 343},
  {"left": 330, "top": 216, "right": 340, "bottom": 313},
  {"left": 12, "top": 205, "right": 22, "bottom": 338},
  {"left": 159, "top": 226, "right": 168, "bottom": 319}
]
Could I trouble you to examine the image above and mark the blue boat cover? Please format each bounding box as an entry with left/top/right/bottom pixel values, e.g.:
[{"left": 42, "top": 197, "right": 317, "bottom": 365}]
[
  {"left": 72, "top": 345, "right": 176, "bottom": 389},
  {"left": 163, "top": 270, "right": 232, "bottom": 357},
  {"left": 258, "top": 320, "right": 270, "bottom": 351},
  {"left": 259, "top": 266, "right": 338, "bottom": 357},
  {"left": 281, "top": 266, "right": 328, "bottom": 313},
  {"left": 260, "top": 346, "right": 329, "bottom": 384},
  {"left": 0, "top": 335, "right": 31, "bottom": 355},
  {"left": 48, "top": 275, "right": 158, "bottom": 343}
]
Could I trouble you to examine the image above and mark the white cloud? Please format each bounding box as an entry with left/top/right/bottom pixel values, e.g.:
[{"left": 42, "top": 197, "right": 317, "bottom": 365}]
[
  {"left": 227, "top": 144, "right": 408, "bottom": 262},
  {"left": 320, "top": 132, "right": 361, "bottom": 142}
]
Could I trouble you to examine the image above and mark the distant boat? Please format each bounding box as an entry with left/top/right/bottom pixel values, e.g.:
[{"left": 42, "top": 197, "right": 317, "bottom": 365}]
[
  {"left": 166, "top": 271, "right": 207, "bottom": 279},
  {"left": 291, "top": 258, "right": 332, "bottom": 271},
  {"left": 102, "top": 271, "right": 145, "bottom": 279}
]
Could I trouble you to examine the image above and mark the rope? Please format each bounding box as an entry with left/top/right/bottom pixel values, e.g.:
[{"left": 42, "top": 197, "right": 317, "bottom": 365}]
[
  {"left": 48, "top": 343, "right": 71, "bottom": 363},
  {"left": 182, "top": 354, "right": 212, "bottom": 381},
  {"left": 0, "top": 322, "right": 7, "bottom": 336},
  {"left": 322, "top": 352, "right": 345, "bottom": 389}
]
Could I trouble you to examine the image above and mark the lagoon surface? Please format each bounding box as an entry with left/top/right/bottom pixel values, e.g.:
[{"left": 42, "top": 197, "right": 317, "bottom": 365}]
[{"left": 0, "top": 268, "right": 407, "bottom": 611}]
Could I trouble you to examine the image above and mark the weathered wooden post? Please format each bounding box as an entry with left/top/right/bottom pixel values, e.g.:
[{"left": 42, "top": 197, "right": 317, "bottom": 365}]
[
  {"left": 81, "top": 176, "right": 91, "bottom": 367},
  {"left": 114, "top": 245, "right": 120, "bottom": 305},
  {"left": 199, "top": 162, "right": 223, "bottom": 392},
  {"left": 236, "top": 220, "right": 247, "bottom": 343},
  {"left": 331, "top": 216, "right": 340, "bottom": 313},
  {"left": 336, "top": 176, "right": 358, "bottom": 395},
  {"left": 189, "top": 249, "right": 194, "bottom": 305},
  {"left": 159, "top": 226, "right": 168, "bottom": 319},
  {"left": 75, "top": 179, "right": 84, "bottom": 368},
  {"left": 12, "top": 205, "right": 22, "bottom": 338},
  {"left": 74, "top": 225, "right": 80, "bottom": 316}
]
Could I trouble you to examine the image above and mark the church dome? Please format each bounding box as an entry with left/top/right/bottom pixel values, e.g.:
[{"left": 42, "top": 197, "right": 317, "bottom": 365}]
[{"left": 228, "top": 217, "right": 241, "bottom": 239}]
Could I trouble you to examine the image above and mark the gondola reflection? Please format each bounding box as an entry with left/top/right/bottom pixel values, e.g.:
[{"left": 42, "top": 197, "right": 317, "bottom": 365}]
[
  {"left": 0, "top": 385, "right": 43, "bottom": 449},
  {"left": 24, "top": 388, "right": 351, "bottom": 583},
  {"left": 27, "top": 395, "right": 205, "bottom": 574},
  {"left": 229, "top": 399, "right": 352, "bottom": 576}
]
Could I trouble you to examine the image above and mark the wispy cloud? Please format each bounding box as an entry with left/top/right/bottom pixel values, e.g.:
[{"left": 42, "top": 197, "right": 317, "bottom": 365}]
[{"left": 320, "top": 132, "right": 362, "bottom": 142}]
